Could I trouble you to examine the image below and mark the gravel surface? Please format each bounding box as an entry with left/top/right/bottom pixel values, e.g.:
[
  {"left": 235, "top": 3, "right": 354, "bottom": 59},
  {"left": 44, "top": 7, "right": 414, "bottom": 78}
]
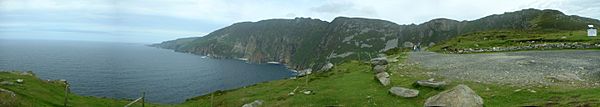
[{"left": 408, "top": 50, "right": 600, "bottom": 87}]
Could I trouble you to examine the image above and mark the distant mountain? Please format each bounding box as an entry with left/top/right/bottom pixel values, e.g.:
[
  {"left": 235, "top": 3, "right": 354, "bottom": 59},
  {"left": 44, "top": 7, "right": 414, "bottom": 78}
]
[{"left": 152, "top": 8, "right": 600, "bottom": 70}]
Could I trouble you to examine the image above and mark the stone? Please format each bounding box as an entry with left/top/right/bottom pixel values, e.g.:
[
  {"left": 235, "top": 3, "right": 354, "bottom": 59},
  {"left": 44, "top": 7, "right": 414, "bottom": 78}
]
[
  {"left": 424, "top": 84, "right": 484, "bottom": 107},
  {"left": 376, "top": 72, "right": 390, "bottom": 86},
  {"left": 0, "top": 88, "right": 16, "bottom": 97},
  {"left": 302, "top": 90, "right": 312, "bottom": 95},
  {"left": 0, "top": 81, "right": 15, "bottom": 86},
  {"left": 320, "top": 62, "right": 334, "bottom": 72},
  {"left": 242, "top": 100, "right": 264, "bottom": 107},
  {"left": 15, "top": 79, "right": 23, "bottom": 84},
  {"left": 370, "top": 57, "right": 388, "bottom": 65},
  {"left": 373, "top": 65, "right": 386, "bottom": 73},
  {"left": 389, "top": 87, "right": 419, "bottom": 98},
  {"left": 546, "top": 73, "right": 583, "bottom": 82},
  {"left": 415, "top": 80, "right": 447, "bottom": 89}
]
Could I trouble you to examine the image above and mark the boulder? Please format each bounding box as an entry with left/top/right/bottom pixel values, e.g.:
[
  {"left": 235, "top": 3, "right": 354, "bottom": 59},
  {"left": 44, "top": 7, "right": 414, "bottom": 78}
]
[
  {"left": 0, "top": 81, "right": 15, "bottom": 86},
  {"left": 320, "top": 63, "right": 334, "bottom": 72},
  {"left": 373, "top": 65, "right": 387, "bottom": 73},
  {"left": 370, "top": 57, "right": 388, "bottom": 65},
  {"left": 302, "top": 90, "right": 313, "bottom": 95},
  {"left": 376, "top": 72, "right": 390, "bottom": 86},
  {"left": 0, "top": 88, "right": 16, "bottom": 97},
  {"left": 389, "top": 87, "right": 419, "bottom": 98},
  {"left": 424, "top": 84, "right": 484, "bottom": 107},
  {"left": 242, "top": 100, "right": 264, "bottom": 107},
  {"left": 415, "top": 80, "right": 447, "bottom": 89},
  {"left": 16, "top": 79, "right": 23, "bottom": 84}
]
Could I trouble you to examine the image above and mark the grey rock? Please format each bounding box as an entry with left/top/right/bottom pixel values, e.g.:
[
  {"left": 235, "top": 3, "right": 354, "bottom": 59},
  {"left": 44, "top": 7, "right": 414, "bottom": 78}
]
[
  {"left": 296, "top": 69, "right": 313, "bottom": 77},
  {"left": 242, "top": 100, "right": 264, "bottom": 107},
  {"left": 0, "top": 88, "right": 16, "bottom": 97},
  {"left": 16, "top": 79, "right": 23, "bottom": 84},
  {"left": 373, "top": 65, "right": 387, "bottom": 73},
  {"left": 382, "top": 39, "right": 399, "bottom": 52},
  {"left": 0, "top": 81, "right": 15, "bottom": 86},
  {"left": 389, "top": 87, "right": 419, "bottom": 98},
  {"left": 416, "top": 80, "right": 447, "bottom": 88},
  {"left": 376, "top": 72, "right": 390, "bottom": 86},
  {"left": 424, "top": 84, "right": 484, "bottom": 107},
  {"left": 302, "top": 90, "right": 312, "bottom": 95},
  {"left": 320, "top": 63, "right": 334, "bottom": 72},
  {"left": 370, "top": 57, "right": 388, "bottom": 65}
]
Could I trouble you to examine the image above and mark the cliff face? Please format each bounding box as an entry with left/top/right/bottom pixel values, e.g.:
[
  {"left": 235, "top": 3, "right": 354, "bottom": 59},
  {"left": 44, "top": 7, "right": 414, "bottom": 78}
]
[{"left": 153, "top": 9, "right": 600, "bottom": 70}]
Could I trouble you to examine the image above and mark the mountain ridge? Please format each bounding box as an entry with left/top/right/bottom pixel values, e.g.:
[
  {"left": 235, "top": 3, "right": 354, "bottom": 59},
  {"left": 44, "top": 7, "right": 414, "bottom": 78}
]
[{"left": 152, "top": 8, "right": 600, "bottom": 70}]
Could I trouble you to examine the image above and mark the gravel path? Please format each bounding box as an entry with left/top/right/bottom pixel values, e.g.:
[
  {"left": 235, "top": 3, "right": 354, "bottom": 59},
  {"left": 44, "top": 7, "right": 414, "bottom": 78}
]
[{"left": 408, "top": 50, "right": 600, "bottom": 87}]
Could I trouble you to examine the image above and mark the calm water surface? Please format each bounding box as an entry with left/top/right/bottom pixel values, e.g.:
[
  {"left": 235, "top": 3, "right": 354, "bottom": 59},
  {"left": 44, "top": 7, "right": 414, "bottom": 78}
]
[{"left": 0, "top": 39, "right": 295, "bottom": 103}]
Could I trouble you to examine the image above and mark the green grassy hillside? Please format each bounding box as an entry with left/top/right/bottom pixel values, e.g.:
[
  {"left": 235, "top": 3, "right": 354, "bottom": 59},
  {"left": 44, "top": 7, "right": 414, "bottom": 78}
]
[{"left": 0, "top": 72, "right": 160, "bottom": 107}]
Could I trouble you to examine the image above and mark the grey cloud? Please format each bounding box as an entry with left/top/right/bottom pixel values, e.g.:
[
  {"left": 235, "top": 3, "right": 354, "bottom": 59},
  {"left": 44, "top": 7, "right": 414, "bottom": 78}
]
[
  {"left": 310, "top": 2, "right": 377, "bottom": 16},
  {"left": 526, "top": 0, "right": 600, "bottom": 18},
  {"left": 310, "top": 2, "right": 355, "bottom": 14},
  {"left": 285, "top": 13, "right": 296, "bottom": 17}
]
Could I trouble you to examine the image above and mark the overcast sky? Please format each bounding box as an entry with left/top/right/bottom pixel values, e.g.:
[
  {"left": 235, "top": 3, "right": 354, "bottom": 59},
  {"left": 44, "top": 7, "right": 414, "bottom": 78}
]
[{"left": 1, "top": 0, "right": 599, "bottom": 43}]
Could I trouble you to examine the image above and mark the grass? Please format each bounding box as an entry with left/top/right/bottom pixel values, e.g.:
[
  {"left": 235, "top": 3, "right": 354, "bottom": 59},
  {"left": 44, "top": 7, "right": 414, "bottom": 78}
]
[
  {"left": 0, "top": 71, "right": 161, "bottom": 107},
  {"left": 429, "top": 30, "right": 600, "bottom": 52},
  {"left": 3, "top": 51, "right": 600, "bottom": 106}
]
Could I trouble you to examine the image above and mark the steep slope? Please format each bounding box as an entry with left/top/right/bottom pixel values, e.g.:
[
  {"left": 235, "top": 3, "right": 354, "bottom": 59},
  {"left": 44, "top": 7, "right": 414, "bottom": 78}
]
[
  {"left": 0, "top": 71, "right": 154, "bottom": 106},
  {"left": 153, "top": 8, "right": 600, "bottom": 70}
]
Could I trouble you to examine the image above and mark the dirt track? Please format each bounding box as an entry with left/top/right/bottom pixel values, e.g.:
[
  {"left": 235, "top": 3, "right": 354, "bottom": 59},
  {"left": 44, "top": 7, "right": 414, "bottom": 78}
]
[{"left": 408, "top": 50, "right": 600, "bottom": 87}]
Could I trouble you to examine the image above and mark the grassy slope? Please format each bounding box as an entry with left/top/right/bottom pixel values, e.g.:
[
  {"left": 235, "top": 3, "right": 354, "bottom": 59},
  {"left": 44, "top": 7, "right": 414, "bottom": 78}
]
[
  {"left": 3, "top": 51, "right": 600, "bottom": 106},
  {"left": 429, "top": 30, "right": 600, "bottom": 52},
  {"left": 0, "top": 72, "right": 160, "bottom": 107}
]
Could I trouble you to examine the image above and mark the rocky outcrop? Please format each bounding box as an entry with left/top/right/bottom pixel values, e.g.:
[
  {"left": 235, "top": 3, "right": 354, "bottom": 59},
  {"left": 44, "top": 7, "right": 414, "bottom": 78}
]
[
  {"left": 424, "top": 84, "right": 484, "bottom": 107},
  {"left": 389, "top": 87, "right": 419, "bottom": 98},
  {"left": 0, "top": 81, "right": 14, "bottom": 86},
  {"left": 242, "top": 100, "right": 264, "bottom": 107},
  {"left": 0, "top": 88, "right": 15, "bottom": 97}
]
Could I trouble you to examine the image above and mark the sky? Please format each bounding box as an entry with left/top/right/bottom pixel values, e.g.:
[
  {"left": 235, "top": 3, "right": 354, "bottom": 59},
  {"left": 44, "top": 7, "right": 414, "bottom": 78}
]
[{"left": 1, "top": 0, "right": 599, "bottom": 43}]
